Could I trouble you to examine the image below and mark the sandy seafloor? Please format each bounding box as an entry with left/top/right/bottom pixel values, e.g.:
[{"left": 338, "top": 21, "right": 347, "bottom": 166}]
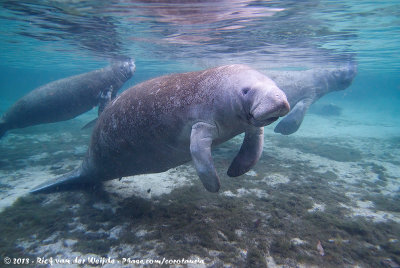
[{"left": 0, "top": 101, "right": 399, "bottom": 268}]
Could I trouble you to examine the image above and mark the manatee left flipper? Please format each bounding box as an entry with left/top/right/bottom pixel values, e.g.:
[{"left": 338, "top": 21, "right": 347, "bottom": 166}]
[
  {"left": 98, "top": 85, "right": 115, "bottom": 115},
  {"left": 227, "top": 127, "right": 264, "bottom": 177},
  {"left": 274, "top": 98, "right": 313, "bottom": 135},
  {"left": 82, "top": 86, "right": 115, "bottom": 130},
  {"left": 190, "top": 122, "right": 220, "bottom": 192}
]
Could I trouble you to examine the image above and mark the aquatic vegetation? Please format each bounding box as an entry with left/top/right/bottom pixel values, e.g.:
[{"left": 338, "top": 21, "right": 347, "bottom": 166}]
[
  {"left": 0, "top": 100, "right": 399, "bottom": 267},
  {"left": 0, "top": 0, "right": 399, "bottom": 266},
  {"left": 271, "top": 136, "right": 363, "bottom": 162},
  {"left": 363, "top": 194, "right": 400, "bottom": 213},
  {"left": 0, "top": 195, "right": 72, "bottom": 258}
]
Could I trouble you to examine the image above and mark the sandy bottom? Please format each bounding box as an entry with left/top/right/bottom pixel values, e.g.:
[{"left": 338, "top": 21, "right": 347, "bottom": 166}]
[{"left": 0, "top": 106, "right": 399, "bottom": 267}]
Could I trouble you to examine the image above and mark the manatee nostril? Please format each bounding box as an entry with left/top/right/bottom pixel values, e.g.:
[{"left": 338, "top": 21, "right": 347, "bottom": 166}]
[
  {"left": 278, "top": 97, "right": 290, "bottom": 116},
  {"left": 247, "top": 113, "right": 254, "bottom": 121}
]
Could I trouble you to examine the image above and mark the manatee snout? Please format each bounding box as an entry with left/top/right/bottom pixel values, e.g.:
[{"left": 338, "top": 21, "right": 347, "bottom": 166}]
[
  {"left": 128, "top": 59, "right": 136, "bottom": 74},
  {"left": 344, "top": 61, "right": 357, "bottom": 84},
  {"left": 348, "top": 61, "right": 357, "bottom": 76},
  {"left": 268, "top": 91, "right": 290, "bottom": 118},
  {"left": 250, "top": 88, "right": 290, "bottom": 127},
  {"left": 334, "top": 62, "right": 358, "bottom": 90}
]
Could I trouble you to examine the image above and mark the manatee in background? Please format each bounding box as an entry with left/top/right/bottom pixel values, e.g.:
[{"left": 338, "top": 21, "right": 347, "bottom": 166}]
[
  {"left": 31, "top": 64, "right": 290, "bottom": 194},
  {"left": 265, "top": 62, "right": 357, "bottom": 135},
  {"left": 0, "top": 59, "right": 136, "bottom": 139}
]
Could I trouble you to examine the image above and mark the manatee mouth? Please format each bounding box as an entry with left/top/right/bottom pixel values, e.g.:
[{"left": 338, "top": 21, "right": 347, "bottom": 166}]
[
  {"left": 261, "top": 116, "right": 279, "bottom": 126},
  {"left": 267, "top": 117, "right": 279, "bottom": 123},
  {"left": 248, "top": 113, "right": 279, "bottom": 127}
]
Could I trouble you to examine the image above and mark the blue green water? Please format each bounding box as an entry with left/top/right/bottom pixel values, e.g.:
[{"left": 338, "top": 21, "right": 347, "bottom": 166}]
[
  {"left": 1, "top": 0, "right": 399, "bottom": 119},
  {"left": 0, "top": 1, "right": 399, "bottom": 267}
]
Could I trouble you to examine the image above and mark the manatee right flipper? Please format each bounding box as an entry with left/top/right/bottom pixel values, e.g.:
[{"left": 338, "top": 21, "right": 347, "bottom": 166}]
[
  {"left": 190, "top": 122, "right": 220, "bottom": 192},
  {"left": 274, "top": 98, "right": 313, "bottom": 135},
  {"left": 227, "top": 127, "right": 264, "bottom": 177}
]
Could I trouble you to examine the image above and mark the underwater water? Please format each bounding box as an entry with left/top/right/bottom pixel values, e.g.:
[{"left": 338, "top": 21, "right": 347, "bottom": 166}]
[{"left": 0, "top": 0, "right": 400, "bottom": 267}]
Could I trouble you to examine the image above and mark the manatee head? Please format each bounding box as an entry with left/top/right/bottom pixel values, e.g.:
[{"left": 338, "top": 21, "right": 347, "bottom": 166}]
[
  {"left": 112, "top": 58, "right": 136, "bottom": 80},
  {"left": 323, "top": 62, "right": 358, "bottom": 92},
  {"left": 231, "top": 66, "right": 290, "bottom": 127}
]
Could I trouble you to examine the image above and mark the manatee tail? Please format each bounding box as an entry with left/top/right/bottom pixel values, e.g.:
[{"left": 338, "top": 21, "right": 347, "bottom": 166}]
[
  {"left": 0, "top": 122, "right": 8, "bottom": 139},
  {"left": 81, "top": 118, "right": 98, "bottom": 130},
  {"left": 30, "top": 168, "right": 89, "bottom": 194}
]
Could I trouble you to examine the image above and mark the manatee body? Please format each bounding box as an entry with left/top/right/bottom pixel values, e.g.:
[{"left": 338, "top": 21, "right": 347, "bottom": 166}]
[
  {"left": 31, "top": 64, "right": 290, "bottom": 193},
  {"left": 0, "top": 59, "right": 136, "bottom": 139},
  {"left": 265, "top": 63, "right": 357, "bottom": 135}
]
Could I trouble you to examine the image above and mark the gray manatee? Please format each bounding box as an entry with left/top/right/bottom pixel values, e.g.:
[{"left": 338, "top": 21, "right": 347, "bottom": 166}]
[
  {"left": 0, "top": 59, "right": 136, "bottom": 139},
  {"left": 31, "top": 64, "right": 290, "bottom": 194},
  {"left": 265, "top": 63, "right": 357, "bottom": 135}
]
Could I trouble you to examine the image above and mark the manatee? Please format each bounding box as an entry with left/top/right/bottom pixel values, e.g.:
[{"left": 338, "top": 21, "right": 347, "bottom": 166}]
[
  {"left": 0, "top": 59, "right": 136, "bottom": 139},
  {"left": 31, "top": 64, "right": 289, "bottom": 194},
  {"left": 265, "top": 63, "right": 357, "bottom": 135}
]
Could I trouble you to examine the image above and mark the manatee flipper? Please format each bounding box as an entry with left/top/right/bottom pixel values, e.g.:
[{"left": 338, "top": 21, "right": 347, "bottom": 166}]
[
  {"left": 82, "top": 86, "right": 114, "bottom": 130},
  {"left": 190, "top": 122, "right": 220, "bottom": 192},
  {"left": 81, "top": 118, "right": 98, "bottom": 130},
  {"left": 98, "top": 85, "right": 114, "bottom": 115},
  {"left": 227, "top": 127, "right": 264, "bottom": 177},
  {"left": 0, "top": 122, "right": 8, "bottom": 139},
  {"left": 274, "top": 98, "right": 313, "bottom": 135},
  {"left": 30, "top": 168, "right": 86, "bottom": 194}
]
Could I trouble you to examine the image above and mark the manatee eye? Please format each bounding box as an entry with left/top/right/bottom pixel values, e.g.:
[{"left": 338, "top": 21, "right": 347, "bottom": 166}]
[{"left": 242, "top": 87, "right": 251, "bottom": 95}]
